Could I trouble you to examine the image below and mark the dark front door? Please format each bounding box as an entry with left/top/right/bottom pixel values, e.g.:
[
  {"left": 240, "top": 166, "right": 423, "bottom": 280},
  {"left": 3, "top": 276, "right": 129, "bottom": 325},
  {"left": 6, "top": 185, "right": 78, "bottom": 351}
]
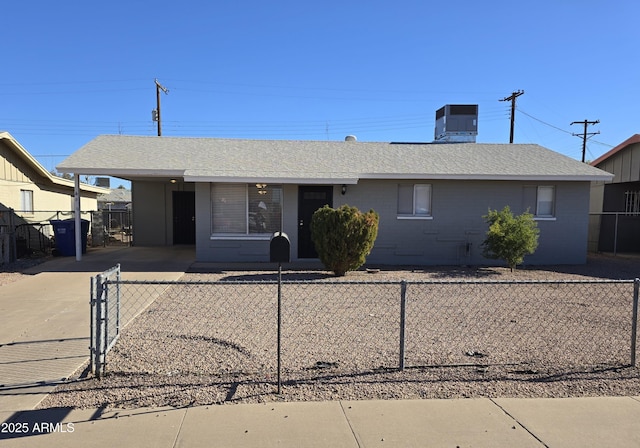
[
  {"left": 298, "top": 186, "right": 333, "bottom": 258},
  {"left": 173, "top": 191, "right": 196, "bottom": 244}
]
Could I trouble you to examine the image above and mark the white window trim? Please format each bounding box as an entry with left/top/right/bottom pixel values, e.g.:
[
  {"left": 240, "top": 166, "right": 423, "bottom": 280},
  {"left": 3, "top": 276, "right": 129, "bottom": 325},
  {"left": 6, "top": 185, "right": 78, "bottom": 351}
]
[
  {"left": 396, "top": 216, "right": 434, "bottom": 220},
  {"left": 210, "top": 235, "right": 272, "bottom": 241}
]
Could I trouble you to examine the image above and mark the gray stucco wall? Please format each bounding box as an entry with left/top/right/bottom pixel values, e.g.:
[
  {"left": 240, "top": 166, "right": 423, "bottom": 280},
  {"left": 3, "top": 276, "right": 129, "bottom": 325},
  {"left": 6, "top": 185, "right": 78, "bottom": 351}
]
[
  {"left": 333, "top": 179, "right": 589, "bottom": 266},
  {"left": 132, "top": 180, "right": 195, "bottom": 246},
  {"left": 193, "top": 179, "right": 591, "bottom": 265}
]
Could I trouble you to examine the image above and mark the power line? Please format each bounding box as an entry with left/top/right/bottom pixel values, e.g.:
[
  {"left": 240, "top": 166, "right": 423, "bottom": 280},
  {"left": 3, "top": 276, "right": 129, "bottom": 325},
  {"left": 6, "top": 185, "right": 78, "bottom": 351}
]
[{"left": 517, "top": 109, "right": 573, "bottom": 135}]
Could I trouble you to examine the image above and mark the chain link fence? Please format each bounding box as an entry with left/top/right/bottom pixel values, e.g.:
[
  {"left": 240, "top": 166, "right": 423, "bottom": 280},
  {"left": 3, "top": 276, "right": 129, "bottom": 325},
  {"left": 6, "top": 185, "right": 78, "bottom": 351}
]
[{"left": 91, "top": 269, "right": 640, "bottom": 389}]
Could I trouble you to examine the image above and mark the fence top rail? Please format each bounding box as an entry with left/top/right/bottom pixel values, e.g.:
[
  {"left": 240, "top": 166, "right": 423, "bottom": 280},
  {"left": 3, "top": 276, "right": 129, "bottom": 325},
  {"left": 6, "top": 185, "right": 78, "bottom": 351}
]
[
  {"left": 98, "top": 264, "right": 121, "bottom": 280},
  {"left": 107, "top": 278, "right": 639, "bottom": 286}
]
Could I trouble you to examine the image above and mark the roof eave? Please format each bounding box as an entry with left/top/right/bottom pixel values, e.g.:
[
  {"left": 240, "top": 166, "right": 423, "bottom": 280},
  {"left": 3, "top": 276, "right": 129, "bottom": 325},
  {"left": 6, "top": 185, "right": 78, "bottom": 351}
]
[
  {"left": 591, "top": 134, "right": 640, "bottom": 166},
  {"left": 359, "top": 173, "right": 615, "bottom": 182},
  {"left": 182, "top": 175, "right": 360, "bottom": 184},
  {"left": 56, "top": 167, "right": 186, "bottom": 178},
  {"left": 1, "top": 132, "right": 109, "bottom": 194}
]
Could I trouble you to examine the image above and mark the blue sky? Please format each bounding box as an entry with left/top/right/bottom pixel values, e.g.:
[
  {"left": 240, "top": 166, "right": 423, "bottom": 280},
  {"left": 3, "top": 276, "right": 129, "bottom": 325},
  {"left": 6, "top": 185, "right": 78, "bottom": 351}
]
[{"left": 2, "top": 0, "right": 638, "bottom": 183}]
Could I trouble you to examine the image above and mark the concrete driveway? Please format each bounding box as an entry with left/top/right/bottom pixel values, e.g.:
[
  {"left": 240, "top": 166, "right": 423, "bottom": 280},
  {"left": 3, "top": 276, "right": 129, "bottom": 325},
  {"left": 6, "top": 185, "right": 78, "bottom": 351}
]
[{"left": 0, "top": 246, "right": 195, "bottom": 422}]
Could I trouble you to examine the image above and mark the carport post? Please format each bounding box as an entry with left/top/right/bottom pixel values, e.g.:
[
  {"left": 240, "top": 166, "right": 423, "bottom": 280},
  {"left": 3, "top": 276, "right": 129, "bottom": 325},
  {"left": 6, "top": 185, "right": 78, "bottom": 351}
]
[
  {"left": 74, "top": 175, "right": 82, "bottom": 261},
  {"left": 632, "top": 278, "right": 639, "bottom": 367}
]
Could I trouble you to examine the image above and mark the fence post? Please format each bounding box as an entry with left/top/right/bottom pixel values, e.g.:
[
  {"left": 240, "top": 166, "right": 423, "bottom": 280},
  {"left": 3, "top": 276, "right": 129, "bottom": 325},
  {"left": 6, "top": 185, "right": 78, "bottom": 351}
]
[
  {"left": 277, "top": 263, "right": 282, "bottom": 394},
  {"left": 94, "top": 273, "right": 107, "bottom": 378},
  {"left": 613, "top": 213, "right": 619, "bottom": 256},
  {"left": 632, "top": 278, "right": 639, "bottom": 367},
  {"left": 116, "top": 263, "right": 121, "bottom": 339},
  {"left": 90, "top": 276, "right": 96, "bottom": 375},
  {"left": 399, "top": 280, "right": 407, "bottom": 371}
]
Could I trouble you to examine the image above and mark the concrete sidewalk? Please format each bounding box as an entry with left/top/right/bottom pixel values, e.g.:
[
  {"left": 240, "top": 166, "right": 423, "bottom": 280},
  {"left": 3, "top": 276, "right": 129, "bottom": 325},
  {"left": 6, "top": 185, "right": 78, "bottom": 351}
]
[{"left": 2, "top": 397, "right": 640, "bottom": 447}]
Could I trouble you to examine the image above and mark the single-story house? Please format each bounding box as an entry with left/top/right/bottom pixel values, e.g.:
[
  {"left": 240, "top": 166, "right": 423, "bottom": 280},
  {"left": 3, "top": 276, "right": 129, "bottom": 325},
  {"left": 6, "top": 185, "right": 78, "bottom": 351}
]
[
  {"left": 589, "top": 134, "right": 640, "bottom": 253},
  {"left": 57, "top": 135, "right": 613, "bottom": 266},
  {"left": 0, "top": 131, "right": 108, "bottom": 257}
]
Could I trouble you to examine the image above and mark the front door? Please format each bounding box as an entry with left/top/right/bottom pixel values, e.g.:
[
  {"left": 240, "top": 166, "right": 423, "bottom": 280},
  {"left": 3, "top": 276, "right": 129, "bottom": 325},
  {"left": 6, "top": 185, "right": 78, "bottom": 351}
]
[
  {"left": 298, "top": 186, "right": 333, "bottom": 258},
  {"left": 173, "top": 191, "right": 196, "bottom": 244}
]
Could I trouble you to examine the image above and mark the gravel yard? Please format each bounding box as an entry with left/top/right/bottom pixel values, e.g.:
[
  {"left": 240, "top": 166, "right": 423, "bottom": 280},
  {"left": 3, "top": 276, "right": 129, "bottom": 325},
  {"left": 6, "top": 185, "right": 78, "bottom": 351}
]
[{"left": 37, "top": 254, "right": 640, "bottom": 410}]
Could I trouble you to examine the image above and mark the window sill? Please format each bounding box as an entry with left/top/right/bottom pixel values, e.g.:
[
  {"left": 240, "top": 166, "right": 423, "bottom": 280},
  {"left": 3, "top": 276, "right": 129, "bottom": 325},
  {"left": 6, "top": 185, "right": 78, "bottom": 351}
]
[
  {"left": 396, "top": 216, "right": 433, "bottom": 220},
  {"left": 210, "top": 235, "right": 272, "bottom": 241},
  {"left": 534, "top": 217, "right": 556, "bottom": 221}
]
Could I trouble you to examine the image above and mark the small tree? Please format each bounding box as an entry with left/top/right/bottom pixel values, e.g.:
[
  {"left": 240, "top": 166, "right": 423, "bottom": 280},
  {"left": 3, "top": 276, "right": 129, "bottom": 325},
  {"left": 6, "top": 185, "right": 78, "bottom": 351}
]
[
  {"left": 481, "top": 206, "right": 539, "bottom": 272},
  {"left": 310, "top": 204, "right": 379, "bottom": 276}
]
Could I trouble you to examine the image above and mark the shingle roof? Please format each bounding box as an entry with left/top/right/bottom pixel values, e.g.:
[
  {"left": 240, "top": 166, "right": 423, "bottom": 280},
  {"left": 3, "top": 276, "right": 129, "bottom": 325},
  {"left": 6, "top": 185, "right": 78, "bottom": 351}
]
[
  {"left": 98, "top": 189, "right": 131, "bottom": 203},
  {"left": 57, "top": 134, "right": 613, "bottom": 183}
]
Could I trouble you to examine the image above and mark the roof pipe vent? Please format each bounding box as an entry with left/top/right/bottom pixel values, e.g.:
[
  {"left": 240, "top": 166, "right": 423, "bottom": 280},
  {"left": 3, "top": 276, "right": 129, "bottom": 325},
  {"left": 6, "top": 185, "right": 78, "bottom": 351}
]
[{"left": 345, "top": 135, "right": 357, "bottom": 142}]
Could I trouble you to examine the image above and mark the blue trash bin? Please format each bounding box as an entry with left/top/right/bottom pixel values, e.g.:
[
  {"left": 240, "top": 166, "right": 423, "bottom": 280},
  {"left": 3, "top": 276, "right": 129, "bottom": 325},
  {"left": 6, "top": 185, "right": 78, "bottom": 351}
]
[{"left": 50, "top": 219, "right": 89, "bottom": 256}]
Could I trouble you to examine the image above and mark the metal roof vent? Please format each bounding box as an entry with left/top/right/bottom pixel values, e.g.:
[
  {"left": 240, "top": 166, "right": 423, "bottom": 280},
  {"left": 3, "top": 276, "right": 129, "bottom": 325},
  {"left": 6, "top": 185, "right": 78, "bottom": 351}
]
[
  {"left": 345, "top": 135, "right": 357, "bottom": 142},
  {"left": 434, "top": 105, "right": 478, "bottom": 143}
]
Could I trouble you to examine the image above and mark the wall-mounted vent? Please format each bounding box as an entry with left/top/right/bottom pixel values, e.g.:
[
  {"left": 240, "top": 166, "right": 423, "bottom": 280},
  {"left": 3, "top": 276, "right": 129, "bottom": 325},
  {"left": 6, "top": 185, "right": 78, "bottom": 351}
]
[{"left": 434, "top": 104, "right": 478, "bottom": 143}]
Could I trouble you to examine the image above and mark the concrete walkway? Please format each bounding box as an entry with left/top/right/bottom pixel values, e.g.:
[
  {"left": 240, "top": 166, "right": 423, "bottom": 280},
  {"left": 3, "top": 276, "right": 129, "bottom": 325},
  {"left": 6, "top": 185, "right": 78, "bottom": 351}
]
[{"left": 2, "top": 246, "right": 640, "bottom": 447}]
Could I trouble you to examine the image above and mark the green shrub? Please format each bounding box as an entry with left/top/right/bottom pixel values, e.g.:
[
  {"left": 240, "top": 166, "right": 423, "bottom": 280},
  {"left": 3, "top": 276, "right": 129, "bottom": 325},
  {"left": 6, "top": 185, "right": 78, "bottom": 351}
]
[
  {"left": 481, "top": 206, "right": 539, "bottom": 272},
  {"left": 310, "top": 205, "right": 379, "bottom": 276}
]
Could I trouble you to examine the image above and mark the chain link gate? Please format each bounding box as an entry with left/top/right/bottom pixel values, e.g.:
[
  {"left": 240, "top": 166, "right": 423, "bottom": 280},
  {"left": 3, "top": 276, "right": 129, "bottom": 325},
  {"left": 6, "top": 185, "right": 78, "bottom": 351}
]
[{"left": 90, "top": 264, "right": 121, "bottom": 378}]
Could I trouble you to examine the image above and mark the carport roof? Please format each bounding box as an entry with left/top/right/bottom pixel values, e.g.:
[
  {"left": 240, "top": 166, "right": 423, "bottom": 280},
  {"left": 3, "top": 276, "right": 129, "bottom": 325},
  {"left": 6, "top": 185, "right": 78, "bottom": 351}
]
[{"left": 57, "top": 134, "right": 613, "bottom": 183}]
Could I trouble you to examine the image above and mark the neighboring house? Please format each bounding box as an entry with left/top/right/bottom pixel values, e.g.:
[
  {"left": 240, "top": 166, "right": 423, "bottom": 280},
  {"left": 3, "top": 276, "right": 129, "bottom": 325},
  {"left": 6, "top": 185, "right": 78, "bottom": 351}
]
[
  {"left": 0, "top": 131, "right": 108, "bottom": 257},
  {"left": 95, "top": 188, "right": 132, "bottom": 246},
  {"left": 589, "top": 134, "right": 640, "bottom": 253},
  {"left": 57, "top": 135, "right": 612, "bottom": 266},
  {"left": 98, "top": 188, "right": 132, "bottom": 211}
]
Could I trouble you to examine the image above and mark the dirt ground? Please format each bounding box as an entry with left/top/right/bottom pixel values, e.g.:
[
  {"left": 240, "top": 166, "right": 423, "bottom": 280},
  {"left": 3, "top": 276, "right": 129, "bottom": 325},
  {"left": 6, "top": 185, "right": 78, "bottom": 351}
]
[{"left": 33, "top": 252, "right": 640, "bottom": 410}]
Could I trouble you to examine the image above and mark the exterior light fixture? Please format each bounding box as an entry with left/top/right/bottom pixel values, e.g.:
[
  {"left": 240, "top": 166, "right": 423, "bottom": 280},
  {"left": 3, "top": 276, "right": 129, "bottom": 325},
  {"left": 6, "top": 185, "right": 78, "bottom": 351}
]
[
  {"left": 256, "top": 183, "right": 268, "bottom": 195},
  {"left": 341, "top": 185, "right": 347, "bottom": 195},
  {"left": 170, "top": 179, "right": 177, "bottom": 184}
]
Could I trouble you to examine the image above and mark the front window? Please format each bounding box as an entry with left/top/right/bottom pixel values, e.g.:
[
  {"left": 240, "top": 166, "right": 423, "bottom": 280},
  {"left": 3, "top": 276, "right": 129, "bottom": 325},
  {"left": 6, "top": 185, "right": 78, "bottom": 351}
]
[
  {"left": 211, "top": 183, "right": 282, "bottom": 235},
  {"left": 397, "top": 184, "right": 431, "bottom": 218}
]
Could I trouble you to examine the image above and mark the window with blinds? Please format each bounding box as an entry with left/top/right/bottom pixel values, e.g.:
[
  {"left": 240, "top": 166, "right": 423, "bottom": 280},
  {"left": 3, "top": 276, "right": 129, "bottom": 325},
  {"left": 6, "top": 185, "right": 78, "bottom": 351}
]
[
  {"left": 211, "top": 184, "right": 282, "bottom": 235},
  {"left": 523, "top": 186, "right": 555, "bottom": 218}
]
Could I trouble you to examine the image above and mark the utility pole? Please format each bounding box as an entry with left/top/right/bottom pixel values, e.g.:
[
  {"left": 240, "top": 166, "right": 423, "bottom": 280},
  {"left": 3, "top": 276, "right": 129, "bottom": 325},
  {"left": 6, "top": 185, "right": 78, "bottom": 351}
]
[
  {"left": 153, "top": 79, "right": 169, "bottom": 136},
  {"left": 571, "top": 119, "right": 599, "bottom": 163},
  {"left": 499, "top": 90, "right": 524, "bottom": 143}
]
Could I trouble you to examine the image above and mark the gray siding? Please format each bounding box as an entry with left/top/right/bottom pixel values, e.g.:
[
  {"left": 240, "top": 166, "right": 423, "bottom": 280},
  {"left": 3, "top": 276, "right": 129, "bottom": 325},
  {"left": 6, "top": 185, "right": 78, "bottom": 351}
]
[{"left": 193, "top": 179, "right": 591, "bottom": 265}]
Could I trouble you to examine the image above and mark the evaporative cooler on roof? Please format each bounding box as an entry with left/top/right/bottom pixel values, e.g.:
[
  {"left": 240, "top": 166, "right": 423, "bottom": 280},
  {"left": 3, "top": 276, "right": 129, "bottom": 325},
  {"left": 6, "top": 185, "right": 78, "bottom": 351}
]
[{"left": 434, "top": 104, "right": 478, "bottom": 143}]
